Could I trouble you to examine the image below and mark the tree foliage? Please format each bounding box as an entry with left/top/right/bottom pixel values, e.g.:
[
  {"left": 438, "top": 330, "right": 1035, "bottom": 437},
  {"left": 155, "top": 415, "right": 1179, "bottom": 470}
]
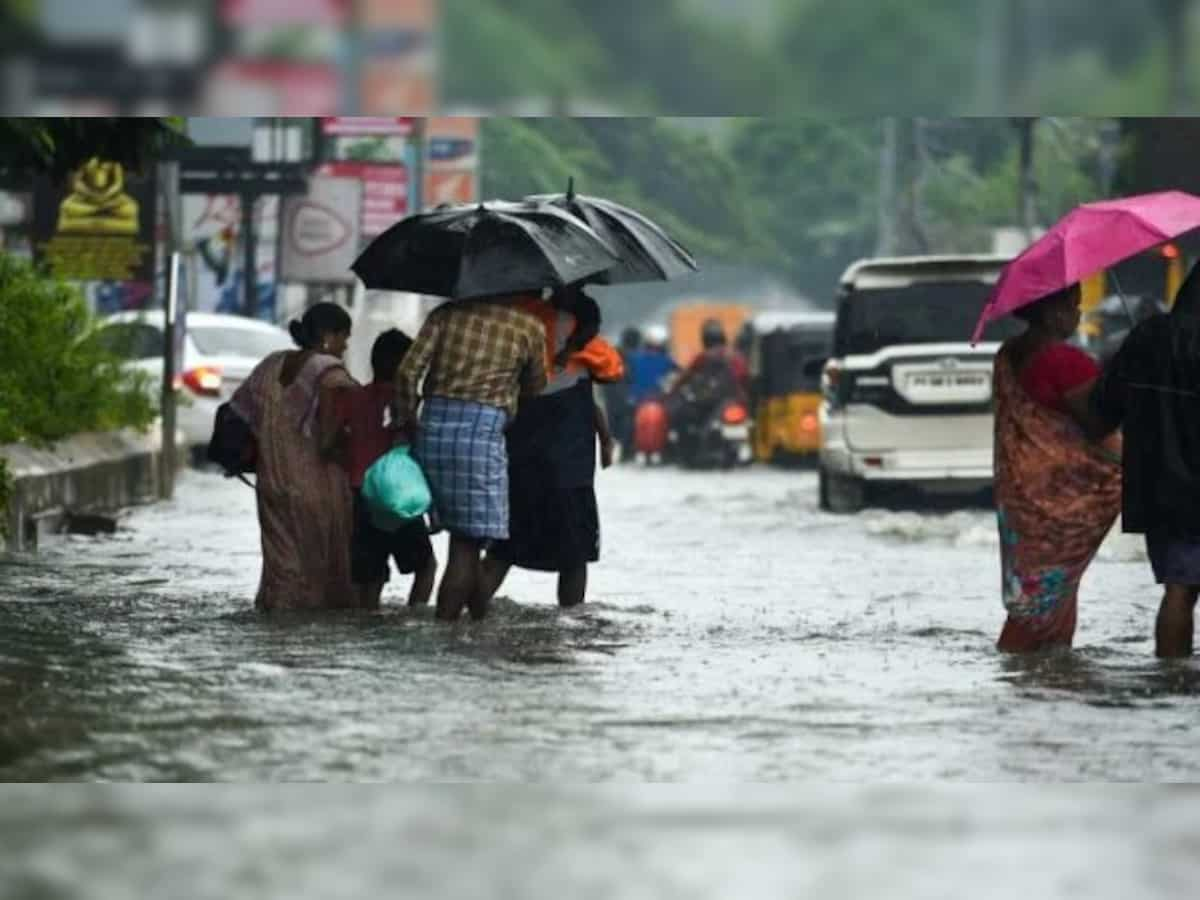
[
  {"left": 481, "top": 118, "right": 781, "bottom": 265},
  {"left": 445, "top": 0, "right": 1195, "bottom": 115},
  {"left": 0, "top": 118, "right": 190, "bottom": 182},
  {"left": 482, "top": 116, "right": 1112, "bottom": 301},
  {"left": 0, "top": 254, "right": 156, "bottom": 447}
]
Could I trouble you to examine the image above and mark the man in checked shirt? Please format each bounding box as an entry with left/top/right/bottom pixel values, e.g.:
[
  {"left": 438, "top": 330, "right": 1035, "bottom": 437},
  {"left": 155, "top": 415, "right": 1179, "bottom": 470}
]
[{"left": 392, "top": 294, "right": 548, "bottom": 621}]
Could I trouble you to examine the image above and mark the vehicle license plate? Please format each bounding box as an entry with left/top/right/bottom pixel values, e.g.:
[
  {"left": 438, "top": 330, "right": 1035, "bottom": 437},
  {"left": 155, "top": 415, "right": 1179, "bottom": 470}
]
[{"left": 905, "top": 371, "right": 991, "bottom": 403}]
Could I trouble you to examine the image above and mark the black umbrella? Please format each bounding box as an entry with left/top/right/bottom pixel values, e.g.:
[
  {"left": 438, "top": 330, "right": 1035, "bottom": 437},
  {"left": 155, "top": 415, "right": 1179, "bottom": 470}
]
[
  {"left": 526, "top": 180, "right": 698, "bottom": 284},
  {"left": 351, "top": 200, "right": 620, "bottom": 299}
]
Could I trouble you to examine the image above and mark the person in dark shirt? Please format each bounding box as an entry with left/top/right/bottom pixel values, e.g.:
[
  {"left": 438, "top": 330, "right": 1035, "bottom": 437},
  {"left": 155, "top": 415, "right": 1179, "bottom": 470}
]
[
  {"left": 1089, "top": 264, "right": 1200, "bottom": 657},
  {"left": 340, "top": 329, "right": 437, "bottom": 609}
]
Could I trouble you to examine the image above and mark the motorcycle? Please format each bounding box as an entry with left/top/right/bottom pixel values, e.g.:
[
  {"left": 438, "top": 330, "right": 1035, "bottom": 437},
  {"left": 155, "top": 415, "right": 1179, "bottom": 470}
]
[{"left": 633, "top": 385, "right": 753, "bottom": 470}]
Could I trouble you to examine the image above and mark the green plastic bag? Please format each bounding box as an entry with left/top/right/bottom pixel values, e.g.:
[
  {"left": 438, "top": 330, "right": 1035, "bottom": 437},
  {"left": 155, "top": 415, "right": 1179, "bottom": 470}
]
[{"left": 361, "top": 446, "right": 432, "bottom": 531}]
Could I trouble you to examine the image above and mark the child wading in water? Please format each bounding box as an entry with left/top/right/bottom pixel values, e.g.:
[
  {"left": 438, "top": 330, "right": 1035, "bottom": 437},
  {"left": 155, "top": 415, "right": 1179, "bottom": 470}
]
[{"left": 339, "top": 329, "right": 437, "bottom": 608}]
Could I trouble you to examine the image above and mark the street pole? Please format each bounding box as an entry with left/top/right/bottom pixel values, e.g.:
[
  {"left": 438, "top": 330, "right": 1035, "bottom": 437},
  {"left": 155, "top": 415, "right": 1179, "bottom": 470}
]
[
  {"left": 877, "top": 117, "right": 898, "bottom": 256},
  {"left": 411, "top": 117, "right": 427, "bottom": 214},
  {"left": 242, "top": 191, "right": 257, "bottom": 318},
  {"left": 1015, "top": 117, "right": 1038, "bottom": 239},
  {"left": 911, "top": 117, "right": 931, "bottom": 253},
  {"left": 1161, "top": 0, "right": 1191, "bottom": 113},
  {"left": 975, "top": 0, "right": 1005, "bottom": 113},
  {"left": 158, "top": 159, "right": 181, "bottom": 500}
]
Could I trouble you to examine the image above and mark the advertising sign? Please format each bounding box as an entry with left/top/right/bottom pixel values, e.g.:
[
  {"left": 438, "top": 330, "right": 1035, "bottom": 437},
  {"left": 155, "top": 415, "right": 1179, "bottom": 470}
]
[
  {"left": 279, "top": 176, "right": 362, "bottom": 283},
  {"left": 221, "top": 0, "right": 350, "bottom": 25},
  {"left": 183, "top": 193, "right": 279, "bottom": 315},
  {"left": 32, "top": 159, "right": 157, "bottom": 283},
  {"left": 316, "top": 162, "right": 410, "bottom": 240},
  {"left": 204, "top": 61, "right": 341, "bottom": 115},
  {"left": 424, "top": 117, "right": 479, "bottom": 207},
  {"left": 321, "top": 117, "right": 416, "bottom": 136},
  {"left": 358, "top": 0, "right": 437, "bottom": 114}
]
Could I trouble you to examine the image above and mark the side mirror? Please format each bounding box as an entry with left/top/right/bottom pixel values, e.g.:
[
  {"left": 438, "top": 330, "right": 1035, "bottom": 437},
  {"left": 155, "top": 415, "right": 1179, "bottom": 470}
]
[{"left": 802, "top": 357, "right": 828, "bottom": 379}]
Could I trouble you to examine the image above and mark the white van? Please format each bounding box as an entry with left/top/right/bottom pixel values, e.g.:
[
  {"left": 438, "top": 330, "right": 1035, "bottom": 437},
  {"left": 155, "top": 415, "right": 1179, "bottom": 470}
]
[{"left": 818, "top": 255, "right": 1020, "bottom": 513}]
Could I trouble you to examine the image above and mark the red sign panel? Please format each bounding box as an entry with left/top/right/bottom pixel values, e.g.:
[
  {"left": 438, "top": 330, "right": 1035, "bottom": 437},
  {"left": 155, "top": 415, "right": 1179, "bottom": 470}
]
[
  {"left": 222, "top": 0, "right": 350, "bottom": 25},
  {"left": 321, "top": 117, "right": 417, "bottom": 136}
]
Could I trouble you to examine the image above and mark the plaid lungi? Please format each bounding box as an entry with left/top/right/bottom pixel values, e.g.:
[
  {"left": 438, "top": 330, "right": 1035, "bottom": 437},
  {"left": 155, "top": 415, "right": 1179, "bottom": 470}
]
[{"left": 414, "top": 397, "right": 510, "bottom": 540}]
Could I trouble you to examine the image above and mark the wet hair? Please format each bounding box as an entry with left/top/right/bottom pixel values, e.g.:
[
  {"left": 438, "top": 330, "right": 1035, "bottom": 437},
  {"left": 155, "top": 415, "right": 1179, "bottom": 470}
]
[
  {"left": 701, "top": 318, "right": 727, "bottom": 349},
  {"left": 288, "top": 302, "right": 352, "bottom": 350},
  {"left": 1013, "top": 284, "right": 1081, "bottom": 326},
  {"left": 371, "top": 328, "right": 413, "bottom": 381}
]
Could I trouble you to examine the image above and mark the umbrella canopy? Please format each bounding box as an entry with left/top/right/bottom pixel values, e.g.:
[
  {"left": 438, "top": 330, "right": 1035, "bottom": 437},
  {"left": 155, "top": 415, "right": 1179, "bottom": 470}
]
[
  {"left": 351, "top": 200, "right": 620, "bottom": 299},
  {"left": 971, "top": 191, "right": 1200, "bottom": 343},
  {"left": 526, "top": 186, "right": 698, "bottom": 284}
]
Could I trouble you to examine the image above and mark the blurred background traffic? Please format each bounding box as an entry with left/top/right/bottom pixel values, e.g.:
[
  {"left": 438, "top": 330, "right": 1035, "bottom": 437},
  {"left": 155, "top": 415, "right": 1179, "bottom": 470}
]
[{"left": 3, "top": 1, "right": 1200, "bottom": 115}]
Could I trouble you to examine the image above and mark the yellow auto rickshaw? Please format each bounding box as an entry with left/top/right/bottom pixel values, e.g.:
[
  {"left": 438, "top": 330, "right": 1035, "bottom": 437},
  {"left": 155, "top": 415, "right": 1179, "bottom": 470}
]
[{"left": 746, "top": 310, "right": 835, "bottom": 463}]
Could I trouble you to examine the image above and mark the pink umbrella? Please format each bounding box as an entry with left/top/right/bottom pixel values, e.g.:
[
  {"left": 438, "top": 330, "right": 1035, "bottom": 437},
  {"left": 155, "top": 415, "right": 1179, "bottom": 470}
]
[{"left": 971, "top": 190, "right": 1200, "bottom": 343}]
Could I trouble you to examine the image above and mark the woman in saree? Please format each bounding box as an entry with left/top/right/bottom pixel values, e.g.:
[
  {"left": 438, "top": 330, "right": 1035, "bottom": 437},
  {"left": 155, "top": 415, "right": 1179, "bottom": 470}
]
[
  {"left": 230, "top": 303, "right": 364, "bottom": 611},
  {"left": 993, "top": 284, "right": 1123, "bottom": 651}
]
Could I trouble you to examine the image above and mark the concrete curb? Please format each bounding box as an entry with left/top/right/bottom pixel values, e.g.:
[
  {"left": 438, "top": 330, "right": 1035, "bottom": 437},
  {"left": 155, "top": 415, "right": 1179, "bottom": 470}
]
[{"left": 1, "top": 424, "right": 183, "bottom": 552}]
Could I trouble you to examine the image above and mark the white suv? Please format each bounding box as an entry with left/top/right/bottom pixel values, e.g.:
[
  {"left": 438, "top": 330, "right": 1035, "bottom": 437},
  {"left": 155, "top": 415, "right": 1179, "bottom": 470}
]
[{"left": 818, "top": 255, "right": 1021, "bottom": 513}]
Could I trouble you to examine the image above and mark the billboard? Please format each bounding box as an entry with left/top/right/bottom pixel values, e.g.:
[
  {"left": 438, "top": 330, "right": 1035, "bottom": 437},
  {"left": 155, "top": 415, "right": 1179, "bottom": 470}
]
[
  {"left": 279, "top": 176, "right": 362, "bottom": 283},
  {"left": 182, "top": 193, "right": 279, "bottom": 317},
  {"left": 316, "top": 162, "right": 410, "bottom": 240},
  {"left": 32, "top": 159, "right": 157, "bottom": 283},
  {"left": 425, "top": 117, "right": 479, "bottom": 207},
  {"left": 359, "top": 0, "right": 437, "bottom": 114},
  {"left": 204, "top": 61, "right": 341, "bottom": 115},
  {"left": 221, "top": 0, "right": 350, "bottom": 25}
]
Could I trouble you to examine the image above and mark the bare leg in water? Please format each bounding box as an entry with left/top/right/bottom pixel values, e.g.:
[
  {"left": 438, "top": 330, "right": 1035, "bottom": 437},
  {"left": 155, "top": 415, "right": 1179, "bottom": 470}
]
[
  {"left": 558, "top": 563, "right": 587, "bottom": 608},
  {"left": 480, "top": 556, "right": 588, "bottom": 609},
  {"left": 408, "top": 553, "right": 437, "bottom": 607},
  {"left": 1156, "top": 584, "right": 1198, "bottom": 658},
  {"left": 360, "top": 579, "right": 385, "bottom": 609},
  {"left": 479, "top": 555, "right": 512, "bottom": 605},
  {"left": 438, "top": 536, "right": 485, "bottom": 621}
]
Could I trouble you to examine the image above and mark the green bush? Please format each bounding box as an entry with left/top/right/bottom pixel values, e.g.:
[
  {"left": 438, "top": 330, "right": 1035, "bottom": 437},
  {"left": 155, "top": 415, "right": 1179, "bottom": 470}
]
[{"left": 0, "top": 253, "right": 156, "bottom": 448}]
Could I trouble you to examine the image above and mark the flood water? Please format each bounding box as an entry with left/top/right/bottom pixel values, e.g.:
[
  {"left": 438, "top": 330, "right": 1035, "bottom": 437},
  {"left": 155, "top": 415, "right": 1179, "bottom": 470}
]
[
  {"left": 1, "top": 467, "right": 1198, "bottom": 896},
  {"left": 2, "top": 466, "right": 1196, "bottom": 782}
]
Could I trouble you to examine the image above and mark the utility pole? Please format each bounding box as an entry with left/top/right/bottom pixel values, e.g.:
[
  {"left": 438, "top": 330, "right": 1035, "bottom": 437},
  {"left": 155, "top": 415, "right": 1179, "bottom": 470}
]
[
  {"left": 241, "top": 190, "right": 257, "bottom": 317},
  {"left": 910, "top": 117, "right": 931, "bottom": 253},
  {"left": 1014, "top": 117, "right": 1038, "bottom": 239},
  {"left": 1161, "top": 0, "right": 1192, "bottom": 113},
  {"left": 158, "top": 159, "right": 182, "bottom": 500},
  {"left": 876, "top": 117, "right": 899, "bottom": 256},
  {"left": 410, "top": 117, "right": 427, "bottom": 214},
  {"left": 975, "top": 0, "right": 1005, "bottom": 113},
  {"left": 1003, "top": 0, "right": 1027, "bottom": 112}
]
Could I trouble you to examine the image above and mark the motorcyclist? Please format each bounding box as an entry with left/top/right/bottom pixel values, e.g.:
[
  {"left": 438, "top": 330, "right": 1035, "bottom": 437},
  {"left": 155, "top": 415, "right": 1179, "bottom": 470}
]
[
  {"left": 670, "top": 319, "right": 750, "bottom": 405},
  {"left": 627, "top": 324, "right": 678, "bottom": 407}
]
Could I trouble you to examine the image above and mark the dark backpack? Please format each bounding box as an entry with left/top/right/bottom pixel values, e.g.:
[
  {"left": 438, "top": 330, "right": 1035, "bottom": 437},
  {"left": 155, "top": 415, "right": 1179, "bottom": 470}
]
[{"left": 206, "top": 402, "right": 257, "bottom": 483}]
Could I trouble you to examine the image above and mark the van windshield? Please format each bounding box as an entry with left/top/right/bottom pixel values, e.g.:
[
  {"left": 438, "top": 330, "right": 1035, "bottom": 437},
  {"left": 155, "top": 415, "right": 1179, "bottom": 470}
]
[{"left": 834, "top": 281, "right": 1023, "bottom": 356}]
